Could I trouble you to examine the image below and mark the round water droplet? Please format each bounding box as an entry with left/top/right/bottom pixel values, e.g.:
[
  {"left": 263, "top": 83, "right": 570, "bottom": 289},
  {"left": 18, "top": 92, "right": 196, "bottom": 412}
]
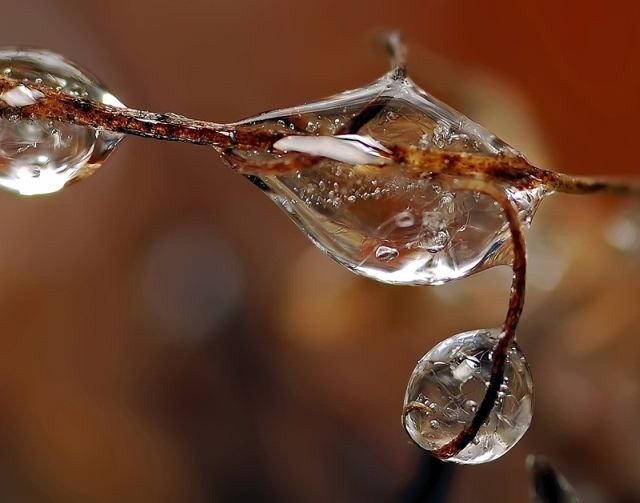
[
  {"left": 403, "top": 328, "right": 533, "bottom": 464},
  {"left": 0, "top": 49, "right": 124, "bottom": 195},
  {"left": 375, "top": 245, "right": 399, "bottom": 262}
]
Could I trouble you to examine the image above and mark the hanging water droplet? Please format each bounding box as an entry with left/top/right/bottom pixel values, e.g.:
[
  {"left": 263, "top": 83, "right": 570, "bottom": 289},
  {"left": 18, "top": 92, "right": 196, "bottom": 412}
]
[
  {"left": 403, "top": 328, "right": 533, "bottom": 464},
  {"left": 221, "top": 62, "right": 545, "bottom": 285},
  {"left": 0, "top": 49, "right": 124, "bottom": 195}
]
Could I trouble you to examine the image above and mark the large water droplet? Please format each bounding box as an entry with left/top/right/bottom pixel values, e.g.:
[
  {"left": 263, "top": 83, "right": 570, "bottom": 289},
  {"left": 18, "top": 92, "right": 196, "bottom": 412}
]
[
  {"left": 403, "top": 328, "right": 533, "bottom": 464},
  {"left": 221, "top": 70, "right": 545, "bottom": 285},
  {"left": 0, "top": 49, "right": 124, "bottom": 195}
]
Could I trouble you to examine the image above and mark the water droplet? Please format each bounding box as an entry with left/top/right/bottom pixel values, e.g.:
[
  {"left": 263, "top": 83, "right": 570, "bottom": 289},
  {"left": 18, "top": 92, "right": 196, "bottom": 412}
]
[
  {"left": 403, "top": 328, "right": 533, "bottom": 464},
  {"left": 430, "top": 420, "right": 440, "bottom": 429},
  {"left": 0, "top": 49, "right": 124, "bottom": 195},
  {"left": 222, "top": 60, "right": 544, "bottom": 285},
  {"left": 375, "top": 245, "right": 399, "bottom": 262}
]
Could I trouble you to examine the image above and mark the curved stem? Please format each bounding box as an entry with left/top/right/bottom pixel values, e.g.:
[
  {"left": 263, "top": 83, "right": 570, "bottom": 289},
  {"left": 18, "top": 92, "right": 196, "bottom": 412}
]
[{"left": 402, "top": 178, "right": 527, "bottom": 459}]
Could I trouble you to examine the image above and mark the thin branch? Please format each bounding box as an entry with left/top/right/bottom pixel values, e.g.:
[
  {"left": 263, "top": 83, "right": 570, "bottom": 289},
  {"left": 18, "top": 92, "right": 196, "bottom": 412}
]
[
  {"left": 3, "top": 74, "right": 640, "bottom": 199},
  {"left": 547, "top": 171, "right": 640, "bottom": 197},
  {"left": 0, "top": 76, "right": 274, "bottom": 150}
]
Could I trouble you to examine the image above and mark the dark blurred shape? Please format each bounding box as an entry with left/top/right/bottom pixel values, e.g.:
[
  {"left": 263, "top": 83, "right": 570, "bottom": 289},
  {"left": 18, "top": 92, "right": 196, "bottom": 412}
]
[
  {"left": 399, "top": 454, "right": 455, "bottom": 503},
  {"left": 528, "top": 455, "right": 580, "bottom": 503}
]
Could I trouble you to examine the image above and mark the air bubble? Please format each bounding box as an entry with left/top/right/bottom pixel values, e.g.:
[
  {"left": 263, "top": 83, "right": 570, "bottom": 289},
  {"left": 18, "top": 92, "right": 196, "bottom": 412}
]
[{"left": 375, "top": 245, "right": 399, "bottom": 262}]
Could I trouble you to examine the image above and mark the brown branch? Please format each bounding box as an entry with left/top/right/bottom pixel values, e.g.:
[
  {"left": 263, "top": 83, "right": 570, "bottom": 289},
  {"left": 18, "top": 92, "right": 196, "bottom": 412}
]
[
  {"left": 415, "top": 179, "right": 527, "bottom": 460},
  {"left": 0, "top": 75, "right": 280, "bottom": 150},
  {"left": 547, "top": 171, "right": 640, "bottom": 197}
]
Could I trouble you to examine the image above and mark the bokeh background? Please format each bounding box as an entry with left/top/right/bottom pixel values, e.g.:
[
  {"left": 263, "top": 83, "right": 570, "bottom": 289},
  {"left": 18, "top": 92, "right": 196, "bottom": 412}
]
[{"left": 1, "top": 1, "right": 640, "bottom": 501}]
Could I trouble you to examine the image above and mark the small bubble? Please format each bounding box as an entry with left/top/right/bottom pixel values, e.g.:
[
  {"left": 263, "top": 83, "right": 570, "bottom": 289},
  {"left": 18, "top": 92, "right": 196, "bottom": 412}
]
[
  {"left": 430, "top": 420, "right": 440, "bottom": 430},
  {"left": 375, "top": 246, "right": 399, "bottom": 262},
  {"left": 306, "top": 121, "right": 319, "bottom": 133},
  {"left": 418, "top": 133, "right": 431, "bottom": 150},
  {"left": 425, "top": 230, "right": 449, "bottom": 253},
  {"left": 394, "top": 211, "right": 415, "bottom": 228},
  {"left": 464, "top": 400, "right": 478, "bottom": 413}
]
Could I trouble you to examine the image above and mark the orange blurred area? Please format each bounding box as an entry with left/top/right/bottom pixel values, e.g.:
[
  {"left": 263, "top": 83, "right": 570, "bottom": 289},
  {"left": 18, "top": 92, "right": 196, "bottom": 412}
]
[{"left": 1, "top": 1, "right": 639, "bottom": 502}]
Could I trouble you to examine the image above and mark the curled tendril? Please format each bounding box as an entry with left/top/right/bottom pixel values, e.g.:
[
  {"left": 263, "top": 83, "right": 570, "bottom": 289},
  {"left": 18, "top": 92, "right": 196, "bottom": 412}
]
[{"left": 401, "top": 178, "right": 526, "bottom": 458}]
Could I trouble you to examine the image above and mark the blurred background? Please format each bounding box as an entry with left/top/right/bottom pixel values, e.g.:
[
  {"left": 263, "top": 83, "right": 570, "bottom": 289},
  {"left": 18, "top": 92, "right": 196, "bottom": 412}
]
[{"left": 1, "top": 1, "right": 640, "bottom": 501}]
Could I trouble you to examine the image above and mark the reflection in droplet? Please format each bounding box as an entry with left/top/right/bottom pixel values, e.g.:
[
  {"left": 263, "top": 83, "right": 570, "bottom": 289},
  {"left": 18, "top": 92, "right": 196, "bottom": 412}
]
[
  {"left": 0, "top": 48, "right": 124, "bottom": 195},
  {"left": 403, "top": 328, "right": 533, "bottom": 464}
]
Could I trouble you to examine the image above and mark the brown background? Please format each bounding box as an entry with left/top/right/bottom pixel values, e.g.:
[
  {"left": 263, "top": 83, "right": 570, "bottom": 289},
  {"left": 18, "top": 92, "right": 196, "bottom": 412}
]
[{"left": 1, "top": 1, "right": 639, "bottom": 502}]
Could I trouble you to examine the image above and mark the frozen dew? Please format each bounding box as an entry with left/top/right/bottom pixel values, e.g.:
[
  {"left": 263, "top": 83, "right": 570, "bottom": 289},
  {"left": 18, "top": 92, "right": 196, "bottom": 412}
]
[
  {"left": 403, "top": 328, "right": 533, "bottom": 464},
  {"left": 0, "top": 49, "right": 124, "bottom": 195}
]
